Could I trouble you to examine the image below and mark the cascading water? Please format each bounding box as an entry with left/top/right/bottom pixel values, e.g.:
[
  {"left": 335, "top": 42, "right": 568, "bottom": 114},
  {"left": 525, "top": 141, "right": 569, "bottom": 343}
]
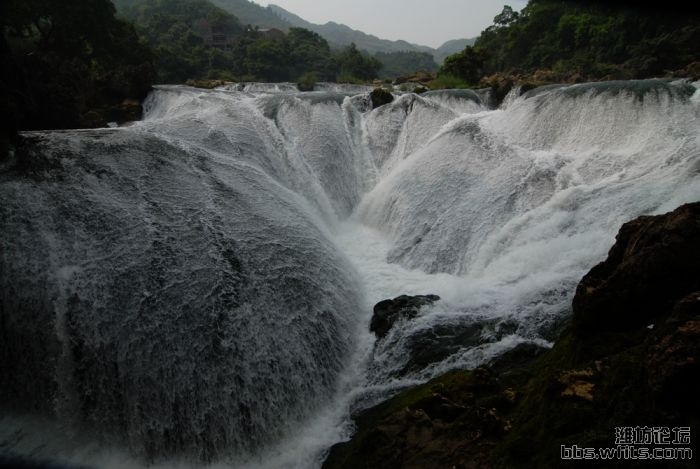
[{"left": 1, "top": 79, "right": 699, "bottom": 468}]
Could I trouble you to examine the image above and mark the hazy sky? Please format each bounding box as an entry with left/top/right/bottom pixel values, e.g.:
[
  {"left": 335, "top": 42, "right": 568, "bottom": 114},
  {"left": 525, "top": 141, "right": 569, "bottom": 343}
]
[{"left": 253, "top": 0, "right": 528, "bottom": 48}]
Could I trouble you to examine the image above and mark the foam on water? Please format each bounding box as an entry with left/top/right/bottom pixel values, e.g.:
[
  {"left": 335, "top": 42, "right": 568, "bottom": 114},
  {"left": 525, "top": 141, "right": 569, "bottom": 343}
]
[
  {"left": 347, "top": 79, "right": 700, "bottom": 390},
  {"left": 1, "top": 80, "right": 699, "bottom": 468}
]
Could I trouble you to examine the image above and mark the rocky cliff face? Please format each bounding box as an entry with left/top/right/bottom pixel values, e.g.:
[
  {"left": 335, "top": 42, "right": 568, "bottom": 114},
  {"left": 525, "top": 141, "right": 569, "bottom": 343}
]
[
  {"left": 323, "top": 202, "right": 700, "bottom": 469},
  {"left": 573, "top": 202, "right": 700, "bottom": 336}
]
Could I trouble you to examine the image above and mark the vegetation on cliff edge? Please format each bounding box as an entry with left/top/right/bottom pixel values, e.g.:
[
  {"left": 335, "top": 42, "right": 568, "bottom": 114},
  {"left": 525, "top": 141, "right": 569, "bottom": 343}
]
[
  {"left": 1, "top": 0, "right": 155, "bottom": 132},
  {"left": 439, "top": 0, "right": 700, "bottom": 89}
]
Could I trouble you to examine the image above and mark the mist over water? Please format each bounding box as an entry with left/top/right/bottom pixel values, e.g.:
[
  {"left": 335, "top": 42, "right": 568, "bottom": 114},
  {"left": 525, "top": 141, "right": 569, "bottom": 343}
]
[{"left": 1, "top": 79, "right": 699, "bottom": 468}]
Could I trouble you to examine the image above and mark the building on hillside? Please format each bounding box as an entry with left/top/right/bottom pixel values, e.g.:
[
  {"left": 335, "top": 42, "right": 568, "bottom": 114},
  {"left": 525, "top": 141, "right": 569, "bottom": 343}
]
[
  {"left": 195, "top": 19, "right": 236, "bottom": 49},
  {"left": 257, "top": 28, "right": 286, "bottom": 41}
]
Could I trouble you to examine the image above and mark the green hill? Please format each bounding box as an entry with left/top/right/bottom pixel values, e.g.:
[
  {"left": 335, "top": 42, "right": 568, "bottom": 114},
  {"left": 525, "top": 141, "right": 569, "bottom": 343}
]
[
  {"left": 210, "top": 0, "right": 291, "bottom": 30},
  {"left": 267, "top": 3, "right": 434, "bottom": 55},
  {"left": 435, "top": 38, "right": 476, "bottom": 64},
  {"left": 117, "top": 0, "right": 244, "bottom": 83},
  {"left": 436, "top": 0, "right": 700, "bottom": 93}
]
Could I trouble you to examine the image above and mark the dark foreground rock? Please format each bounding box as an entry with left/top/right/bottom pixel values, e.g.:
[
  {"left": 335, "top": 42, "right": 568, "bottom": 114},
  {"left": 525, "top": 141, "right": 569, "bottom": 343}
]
[
  {"left": 573, "top": 202, "right": 700, "bottom": 337},
  {"left": 0, "top": 455, "right": 89, "bottom": 469},
  {"left": 323, "top": 202, "right": 700, "bottom": 469},
  {"left": 370, "top": 294, "right": 440, "bottom": 339},
  {"left": 370, "top": 296, "right": 550, "bottom": 378},
  {"left": 370, "top": 88, "right": 395, "bottom": 109}
]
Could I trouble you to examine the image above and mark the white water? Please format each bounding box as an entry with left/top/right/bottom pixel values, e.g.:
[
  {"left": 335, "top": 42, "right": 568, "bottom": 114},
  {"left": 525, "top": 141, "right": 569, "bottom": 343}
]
[{"left": 1, "top": 80, "right": 699, "bottom": 468}]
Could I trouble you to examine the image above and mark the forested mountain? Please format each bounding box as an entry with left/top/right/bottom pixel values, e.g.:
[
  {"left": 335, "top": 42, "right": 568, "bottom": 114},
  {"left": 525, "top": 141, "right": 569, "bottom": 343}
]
[
  {"left": 116, "top": 0, "right": 437, "bottom": 59},
  {"left": 7, "top": 0, "right": 696, "bottom": 135},
  {"left": 267, "top": 4, "right": 435, "bottom": 56},
  {"left": 0, "top": 0, "right": 387, "bottom": 138},
  {"left": 213, "top": 0, "right": 439, "bottom": 64},
  {"left": 265, "top": 3, "right": 439, "bottom": 75},
  {"left": 118, "top": 0, "right": 244, "bottom": 82},
  {"left": 1, "top": 0, "right": 155, "bottom": 131},
  {"left": 440, "top": 0, "right": 700, "bottom": 86},
  {"left": 210, "top": 0, "right": 291, "bottom": 30},
  {"left": 434, "top": 38, "right": 476, "bottom": 64},
  {"left": 375, "top": 51, "right": 438, "bottom": 79},
  {"left": 115, "top": 0, "right": 380, "bottom": 84},
  {"left": 114, "top": 0, "right": 439, "bottom": 82}
]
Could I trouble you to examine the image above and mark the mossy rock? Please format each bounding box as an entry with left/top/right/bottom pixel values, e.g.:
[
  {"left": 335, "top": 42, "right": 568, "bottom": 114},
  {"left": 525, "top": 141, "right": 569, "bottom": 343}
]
[
  {"left": 370, "top": 88, "right": 394, "bottom": 109},
  {"left": 80, "top": 110, "right": 108, "bottom": 128},
  {"left": 185, "top": 79, "right": 234, "bottom": 89},
  {"left": 297, "top": 72, "right": 317, "bottom": 91},
  {"left": 323, "top": 368, "right": 514, "bottom": 469}
]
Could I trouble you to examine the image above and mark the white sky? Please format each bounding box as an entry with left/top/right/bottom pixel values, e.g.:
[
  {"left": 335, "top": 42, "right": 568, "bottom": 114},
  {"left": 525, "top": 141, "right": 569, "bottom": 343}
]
[{"left": 253, "top": 0, "right": 528, "bottom": 48}]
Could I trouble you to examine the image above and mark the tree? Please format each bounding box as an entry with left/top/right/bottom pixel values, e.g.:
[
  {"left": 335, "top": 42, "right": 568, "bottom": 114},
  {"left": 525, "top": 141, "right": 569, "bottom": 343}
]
[
  {"left": 374, "top": 51, "right": 438, "bottom": 79},
  {"left": 439, "top": 46, "right": 486, "bottom": 85},
  {"left": 119, "top": 0, "right": 244, "bottom": 82},
  {"left": 286, "top": 28, "right": 337, "bottom": 81},
  {"left": 336, "top": 43, "right": 382, "bottom": 81},
  {"left": 494, "top": 5, "right": 519, "bottom": 27},
  {"left": 245, "top": 39, "right": 289, "bottom": 81},
  {"left": 467, "top": 0, "right": 700, "bottom": 79},
  {"left": 1, "top": 0, "right": 155, "bottom": 131}
]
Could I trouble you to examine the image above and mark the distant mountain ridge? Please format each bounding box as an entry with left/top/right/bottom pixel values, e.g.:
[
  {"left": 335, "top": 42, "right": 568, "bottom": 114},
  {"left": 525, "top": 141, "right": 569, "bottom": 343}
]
[
  {"left": 267, "top": 4, "right": 434, "bottom": 56},
  {"left": 115, "top": 0, "right": 474, "bottom": 66},
  {"left": 435, "top": 38, "right": 476, "bottom": 63},
  {"left": 210, "top": 0, "right": 290, "bottom": 30},
  {"left": 209, "top": 0, "right": 472, "bottom": 63}
]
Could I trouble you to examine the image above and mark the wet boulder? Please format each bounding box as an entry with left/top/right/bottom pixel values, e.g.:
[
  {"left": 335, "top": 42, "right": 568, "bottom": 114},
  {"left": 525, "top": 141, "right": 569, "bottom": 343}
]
[
  {"left": 370, "top": 294, "right": 440, "bottom": 339},
  {"left": 370, "top": 87, "right": 394, "bottom": 109}
]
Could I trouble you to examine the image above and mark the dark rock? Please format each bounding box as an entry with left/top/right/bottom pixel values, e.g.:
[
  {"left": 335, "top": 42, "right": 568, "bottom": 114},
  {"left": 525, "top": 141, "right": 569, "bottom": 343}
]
[
  {"left": 78, "top": 98, "right": 144, "bottom": 128},
  {"left": 487, "top": 342, "right": 548, "bottom": 375},
  {"left": 185, "top": 79, "right": 235, "bottom": 89},
  {"left": 480, "top": 72, "right": 515, "bottom": 107},
  {"left": 80, "top": 110, "right": 107, "bottom": 128},
  {"left": 369, "top": 88, "right": 394, "bottom": 109},
  {"left": 324, "top": 203, "right": 700, "bottom": 469},
  {"left": 0, "top": 131, "right": 14, "bottom": 165},
  {"left": 377, "top": 315, "right": 549, "bottom": 378},
  {"left": 398, "top": 320, "right": 483, "bottom": 374},
  {"left": 573, "top": 202, "right": 700, "bottom": 337},
  {"left": 370, "top": 294, "right": 440, "bottom": 339},
  {"left": 394, "top": 71, "right": 435, "bottom": 85},
  {"left": 646, "top": 291, "right": 700, "bottom": 412},
  {"left": 297, "top": 72, "right": 317, "bottom": 91},
  {"left": 0, "top": 455, "right": 89, "bottom": 469},
  {"left": 322, "top": 367, "right": 509, "bottom": 469},
  {"left": 683, "top": 61, "right": 700, "bottom": 80},
  {"left": 103, "top": 101, "right": 141, "bottom": 126}
]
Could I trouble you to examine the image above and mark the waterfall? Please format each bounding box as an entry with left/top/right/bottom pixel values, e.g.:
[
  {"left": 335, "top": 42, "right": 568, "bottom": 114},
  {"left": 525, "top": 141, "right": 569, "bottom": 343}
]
[{"left": 1, "top": 79, "right": 699, "bottom": 468}]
